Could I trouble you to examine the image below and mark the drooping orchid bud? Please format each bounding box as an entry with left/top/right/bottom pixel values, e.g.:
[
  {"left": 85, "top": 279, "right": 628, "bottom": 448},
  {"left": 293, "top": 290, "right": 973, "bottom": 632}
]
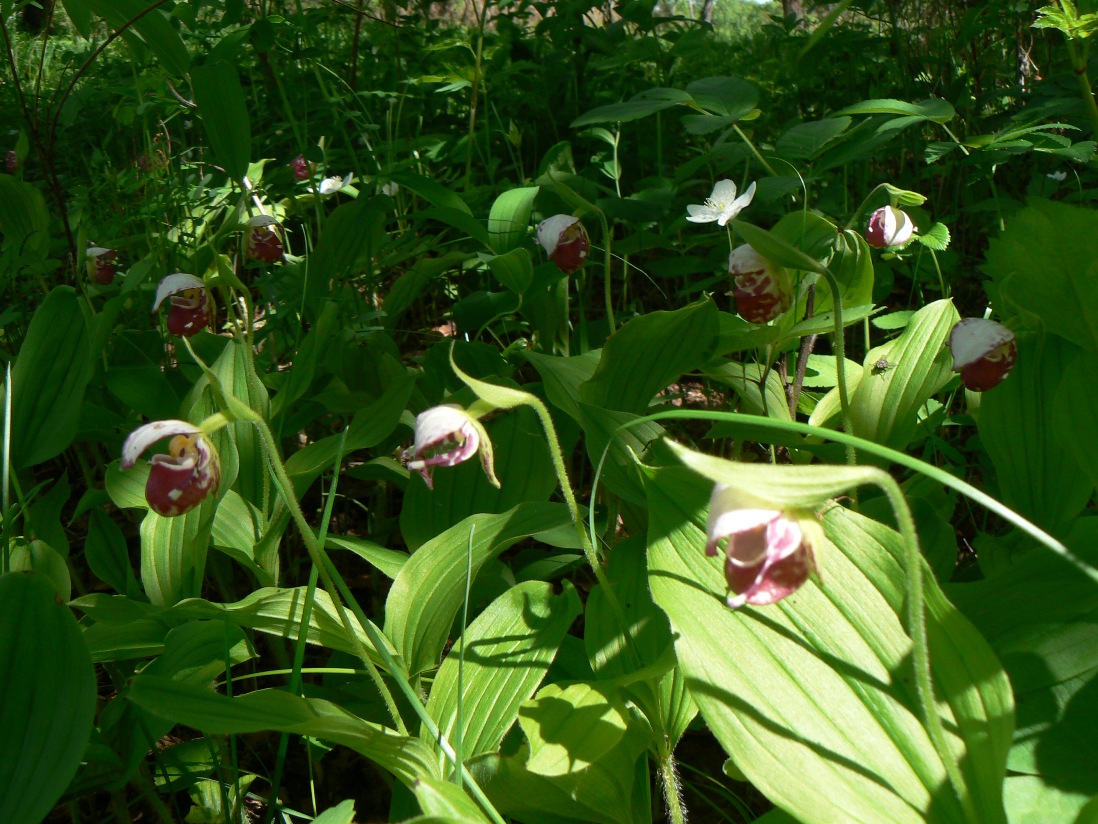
[
  {"left": 290, "top": 154, "right": 312, "bottom": 181},
  {"left": 401, "top": 405, "right": 499, "bottom": 489},
  {"left": 4, "top": 151, "right": 16, "bottom": 174},
  {"left": 728, "top": 244, "right": 793, "bottom": 324},
  {"left": 866, "top": 206, "right": 915, "bottom": 249},
  {"left": 246, "top": 215, "right": 284, "bottom": 263},
  {"left": 153, "top": 273, "right": 211, "bottom": 338},
  {"left": 121, "top": 420, "right": 221, "bottom": 517},
  {"left": 949, "top": 317, "right": 1017, "bottom": 392},
  {"left": 705, "top": 484, "right": 817, "bottom": 609},
  {"left": 536, "top": 215, "right": 589, "bottom": 275},
  {"left": 86, "top": 246, "right": 118, "bottom": 285},
  {"left": 686, "top": 179, "right": 756, "bottom": 226}
]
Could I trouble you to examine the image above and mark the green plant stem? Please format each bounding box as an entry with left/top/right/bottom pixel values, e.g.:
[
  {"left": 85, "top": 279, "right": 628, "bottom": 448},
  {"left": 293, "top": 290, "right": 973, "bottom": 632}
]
[
  {"left": 658, "top": 749, "right": 686, "bottom": 824},
  {"left": 843, "top": 182, "right": 891, "bottom": 232},
  {"left": 598, "top": 212, "right": 616, "bottom": 332},
  {"left": 818, "top": 268, "right": 855, "bottom": 464},
  {"left": 463, "top": 1, "right": 490, "bottom": 189},
  {"left": 1065, "top": 37, "right": 1098, "bottom": 136},
  {"left": 732, "top": 124, "right": 777, "bottom": 176},
  {"left": 874, "top": 473, "right": 977, "bottom": 823},
  {"left": 185, "top": 342, "right": 505, "bottom": 824}
]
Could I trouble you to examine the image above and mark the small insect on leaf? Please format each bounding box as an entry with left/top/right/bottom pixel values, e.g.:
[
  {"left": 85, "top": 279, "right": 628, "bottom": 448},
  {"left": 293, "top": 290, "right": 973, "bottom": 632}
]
[{"left": 871, "top": 358, "right": 894, "bottom": 375}]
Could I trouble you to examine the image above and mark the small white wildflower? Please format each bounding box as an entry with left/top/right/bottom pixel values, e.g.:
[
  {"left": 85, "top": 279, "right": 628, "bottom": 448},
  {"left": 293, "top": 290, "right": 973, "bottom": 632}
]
[{"left": 686, "top": 179, "right": 756, "bottom": 227}]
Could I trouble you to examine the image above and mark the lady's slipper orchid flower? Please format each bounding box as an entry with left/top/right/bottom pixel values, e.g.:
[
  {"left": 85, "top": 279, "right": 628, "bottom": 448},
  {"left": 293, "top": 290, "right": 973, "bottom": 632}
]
[
  {"left": 536, "top": 215, "right": 590, "bottom": 275},
  {"left": 728, "top": 244, "right": 793, "bottom": 324},
  {"left": 290, "top": 154, "right": 312, "bottom": 181},
  {"left": 866, "top": 205, "right": 915, "bottom": 249},
  {"left": 949, "top": 317, "right": 1017, "bottom": 391},
  {"left": 4, "top": 150, "right": 16, "bottom": 174},
  {"left": 153, "top": 273, "right": 211, "bottom": 338},
  {"left": 401, "top": 405, "right": 498, "bottom": 489},
  {"left": 318, "top": 173, "right": 353, "bottom": 195},
  {"left": 705, "top": 484, "right": 817, "bottom": 609},
  {"left": 86, "top": 246, "right": 118, "bottom": 285},
  {"left": 121, "top": 420, "right": 221, "bottom": 517},
  {"left": 686, "top": 179, "right": 756, "bottom": 226},
  {"left": 246, "top": 215, "right": 285, "bottom": 263}
]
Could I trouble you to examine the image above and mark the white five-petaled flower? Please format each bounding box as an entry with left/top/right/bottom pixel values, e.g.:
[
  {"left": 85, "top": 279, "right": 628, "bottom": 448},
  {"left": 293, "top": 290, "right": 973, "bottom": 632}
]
[
  {"left": 686, "top": 179, "right": 757, "bottom": 227},
  {"left": 318, "top": 173, "right": 353, "bottom": 195}
]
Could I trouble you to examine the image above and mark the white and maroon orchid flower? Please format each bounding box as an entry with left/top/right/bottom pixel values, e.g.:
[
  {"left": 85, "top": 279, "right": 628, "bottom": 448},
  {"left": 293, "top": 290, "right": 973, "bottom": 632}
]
[
  {"left": 121, "top": 420, "right": 221, "bottom": 517},
  {"left": 728, "top": 244, "right": 793, "bottom": 324},
  {"left": 866, "top": 205, "right": 915, "bottom": 249},
  {"left": 536, "top": 215, "right": 590, "bottom": 275},
  {"left": 86, "top": 246, "right": 118, "bottom": 285},
  {"left": 705, "top": 484, "right": 817, "bottom": 609},
  {"left": 949, "top": 317, "right": 1017, "bottom": 392},
  {"left": 246, "top": 215, "right": 284, "bottom": 263},
  {"left": 153, "top": 273, "right": 211, "bottom": 338},
  {"left": 401, "top": 405, "right": 498, "bottom": 489},
  {"left": 686, "top": 179, "right": 756, "bottom": 227},
  {"left": 4, "top": 151, "right": 16, "bottom": 174},
  {"left": 290, "top": 154, "right": 312, "bottom": 181}
]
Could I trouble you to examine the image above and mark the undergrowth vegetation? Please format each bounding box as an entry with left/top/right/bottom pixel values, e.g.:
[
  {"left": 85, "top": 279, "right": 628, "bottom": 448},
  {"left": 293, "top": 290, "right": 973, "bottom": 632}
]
[{"left": 2, "top": 0, "right": 1098, "bottom": 822}]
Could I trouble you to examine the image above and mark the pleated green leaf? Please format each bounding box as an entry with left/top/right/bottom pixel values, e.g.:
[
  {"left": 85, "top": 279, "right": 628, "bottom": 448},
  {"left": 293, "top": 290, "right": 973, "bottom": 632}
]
[
  {"left": 849, "top": 298, "right": 958, "bottom": 450},
  {"left": 140, "top": 497, "right": 216, "bottom": 607},
  {"left": 8, "top": 286, "right": 93, "bottom": 468},
  {"left": 488, "top": 186, "right": 539, "bottom": 254},
  {"left": 980, "top": 333, "right": 1093, "bottom": 535},
  {"left": 0, "top": 572, "right": 96, "bottom": 824},
  {"left": 126, "top": 676, "right": 440, "bottom": 787},
  {"left": 79, "top": 0, "right": 191, "bottom": 75},
  {"left": 579, "top": 299, "right": 719, "bottom": 414},
  {"left": 385, "top": 502, "right": 574, "bottom": 676},
  {"left": 646, "top": 465, "right": 1013, "bottom": 824},
  {"left": 425, "top": 580, "right": 581, "bottom": 770},
  {"left": 191, "top": 61, "right": 251, "bottom": 181},
  {"left": 167, "top": 586, "right": 389, "bottom": 666}
]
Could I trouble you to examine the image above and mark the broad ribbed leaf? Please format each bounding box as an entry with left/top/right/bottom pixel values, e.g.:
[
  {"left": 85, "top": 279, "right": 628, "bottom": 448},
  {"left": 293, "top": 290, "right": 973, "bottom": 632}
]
[
  {"left": 140, "top": 496, "right": 216, "bottom": 606},
  {"left": 425, "top": 581, "right": 581, "bottom": 770},
  {"left": 0, "top": 572, "right": 96, "bottom": 824},
  {"left": 78, "top": 0, "right": 191, "bottom": 75},
  {"left": 488, "top": 186, "right": 539, "bottom": 254},
  {"left": 833, "top": 98, "right": 955, "bottom": 124},
  {"left": 192, "top": 61, "right": 250, "bottom": 180},
  {"left": 646, "top": 465, "right": 1012, "bottom": 824},
  {"left": 849, "top": 298, "right": 958, "bottom": 450},
  {"left": 980, "top": 333, "right": 1092, "bottom": 535},
  {"left": 9, "top": 286, "right": 93, "bottom": 468},
  {"left": 571, "top": 88, "right": 694, "bottom": 127},
  {"left": 984, "top": 199, "right": 1098, "bottom": 352},
  {"left": 127, "top": 677, "right": 440, "bottom": 787},
  {"left": 579, "top": 300, "right": 719, "bottom": 413},
  {"left": 385, "top": 503, "right": 574, "bottom": 676}
]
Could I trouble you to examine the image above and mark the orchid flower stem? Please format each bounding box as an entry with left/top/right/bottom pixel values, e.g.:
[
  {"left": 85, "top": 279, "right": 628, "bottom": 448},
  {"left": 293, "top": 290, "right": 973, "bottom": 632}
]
[
  {"left": 875, "top": 474, "right": 976, "bottom": 823},
  {"left": 183, "top": 343, "right": 505, "bottom": 824},
  {"left": 732, "top": 124, "right": 777, "bottom": 176},
  {"left": 659, "top": 748, "right": 686, "bottom": 824},
  {"left": 598, "top": 212, "right": 616, "bottom": 333},
  {"left": 844, "top": 182, "right": 891, "bottom": 232},
  {"left": 818, "top": 267, "right": 855, "bottom": 464}
]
